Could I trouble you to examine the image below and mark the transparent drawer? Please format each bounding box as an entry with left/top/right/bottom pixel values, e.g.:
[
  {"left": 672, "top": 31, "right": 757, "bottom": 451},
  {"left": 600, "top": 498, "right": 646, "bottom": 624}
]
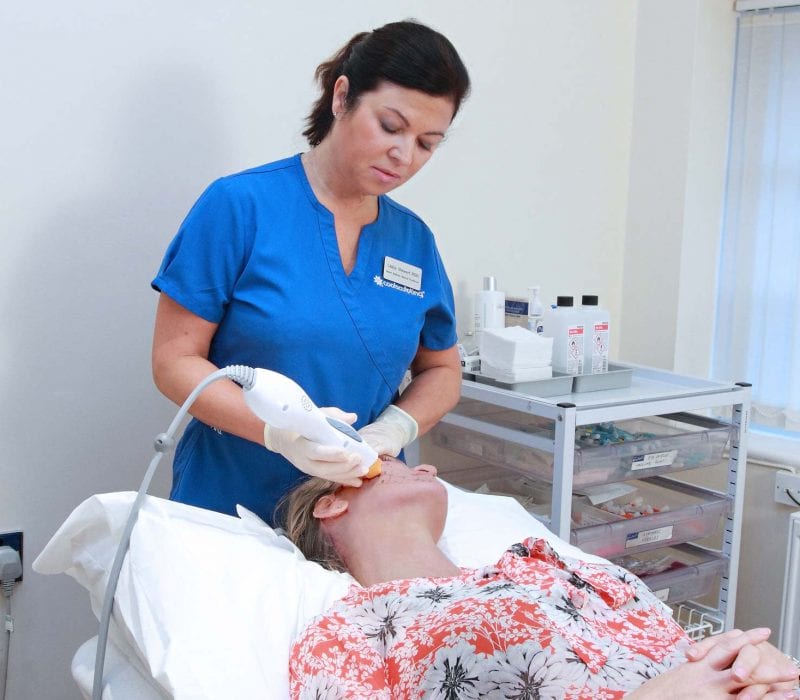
[
  {"left": 437, "top": 466, "right": 547, "bottom": 511},
  {"left": 438, "top": 469, "right": 729, "bottom": 559},
  {"left": 431, "top": 411, "right": 731, "bottom": 487},
  {"left": 615, "top": 544, "right": 727, "bottom": 605},
  {"left": 569, "top": 478, "right": 730, "bottom": 558}
]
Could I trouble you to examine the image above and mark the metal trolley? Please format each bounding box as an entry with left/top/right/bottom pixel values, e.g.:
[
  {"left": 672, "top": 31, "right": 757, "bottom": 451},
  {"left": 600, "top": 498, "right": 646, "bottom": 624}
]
[{"left": 427, "top": 362, "right": 750, "bottom": 634}]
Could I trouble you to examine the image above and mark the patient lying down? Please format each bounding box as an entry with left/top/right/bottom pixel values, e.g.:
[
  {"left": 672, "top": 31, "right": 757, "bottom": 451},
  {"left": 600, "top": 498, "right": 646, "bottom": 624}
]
[{"left": 279, "top": 457, "right": 799, "bottom": 699}]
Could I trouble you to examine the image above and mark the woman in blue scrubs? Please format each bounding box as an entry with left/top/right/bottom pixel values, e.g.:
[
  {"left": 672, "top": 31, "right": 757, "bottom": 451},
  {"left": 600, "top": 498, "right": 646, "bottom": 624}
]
[{"left": 151, "top": 20, "right": 471, "bottom": 525}]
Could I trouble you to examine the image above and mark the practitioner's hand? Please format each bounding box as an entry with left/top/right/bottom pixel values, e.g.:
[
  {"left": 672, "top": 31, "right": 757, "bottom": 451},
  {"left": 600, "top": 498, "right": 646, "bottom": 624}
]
[
  {"left": 359, "top": 405, "right": 418, "bottom": 458},
  {"left": 626, "top": 628, "right": 798, "bottom": 699},
  {"left": 685, "top": 628, "right": 800, "bottom": 699},
  {"left": 263, "top": 407, "right": 366, "bottom": 487}
]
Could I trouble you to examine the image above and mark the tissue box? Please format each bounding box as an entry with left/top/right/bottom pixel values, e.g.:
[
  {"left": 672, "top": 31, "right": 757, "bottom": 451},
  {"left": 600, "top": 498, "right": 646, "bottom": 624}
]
[{"left": 479, "top": 326, "right": 553, "bottom": 369}]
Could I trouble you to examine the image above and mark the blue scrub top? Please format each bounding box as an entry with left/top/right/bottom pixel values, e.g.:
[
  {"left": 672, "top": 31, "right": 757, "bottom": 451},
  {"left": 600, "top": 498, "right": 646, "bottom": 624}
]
[{"left": 152, "top": 154, "right": 457, "bottom": 525}]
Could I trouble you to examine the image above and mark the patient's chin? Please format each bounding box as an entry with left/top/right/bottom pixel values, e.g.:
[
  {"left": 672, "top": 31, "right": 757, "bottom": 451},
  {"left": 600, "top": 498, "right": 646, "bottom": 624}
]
[
  {"left": 365, "top": 477, "right": 447, "bottom": 523},
  {"left": 403, "top": 480, "right": 448, "bottom": 527}
]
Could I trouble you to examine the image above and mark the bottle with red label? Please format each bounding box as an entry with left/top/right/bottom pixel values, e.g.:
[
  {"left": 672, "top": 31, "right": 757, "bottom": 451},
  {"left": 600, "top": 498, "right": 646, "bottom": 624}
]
[
  {"left": 579, "top": 294, "right": 610, "bottom": 374},
  {"left": 544, "top": 296, "right": 585, "bottom": 375}
]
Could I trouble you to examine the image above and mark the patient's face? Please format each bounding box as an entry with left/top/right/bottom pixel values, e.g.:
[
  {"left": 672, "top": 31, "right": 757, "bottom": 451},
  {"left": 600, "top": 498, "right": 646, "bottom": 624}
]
[{"left": 336, "top": 457, "right": 448, "bottom": 536}]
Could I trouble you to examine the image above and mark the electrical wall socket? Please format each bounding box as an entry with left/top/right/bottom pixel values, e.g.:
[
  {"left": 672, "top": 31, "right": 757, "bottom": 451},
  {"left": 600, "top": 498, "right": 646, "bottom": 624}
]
[
  {"left": 775, "top": 472, "right": 800, "bottom": 507},
  {"left": 0, "top": 531, "right": 23, "bottom": 581}
]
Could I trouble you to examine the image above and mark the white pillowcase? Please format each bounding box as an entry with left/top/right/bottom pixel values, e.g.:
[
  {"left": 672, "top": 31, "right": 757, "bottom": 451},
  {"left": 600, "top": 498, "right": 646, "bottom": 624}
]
[
  {"left": 439, "top": 481, "right": 608, "bottom": 567},
  {"left": 34, "top": 482, "right": 607, "bottom": 699}
]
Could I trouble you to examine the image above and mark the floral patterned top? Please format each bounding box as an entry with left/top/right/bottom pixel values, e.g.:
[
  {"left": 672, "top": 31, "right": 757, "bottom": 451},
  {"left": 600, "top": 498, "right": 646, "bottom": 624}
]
[{"left": 289, "top": 537, "right": 690, "bottom": 699}]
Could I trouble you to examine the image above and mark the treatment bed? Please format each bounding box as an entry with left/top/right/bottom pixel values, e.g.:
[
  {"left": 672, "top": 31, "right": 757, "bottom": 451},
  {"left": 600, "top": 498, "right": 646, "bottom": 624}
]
[{"left": 34, "top": 483, "right": 610, "bottom": 699}]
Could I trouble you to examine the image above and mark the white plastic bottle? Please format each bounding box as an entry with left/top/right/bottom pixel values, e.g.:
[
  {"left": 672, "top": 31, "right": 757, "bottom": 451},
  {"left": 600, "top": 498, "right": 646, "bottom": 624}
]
[
  {"left": 540, "top": 301, "right": 557, "bottom": 339},
  {"left": 526, "top": 286, "right": 544, "bottom": 335},
  {"left": 579, "top": 294, "right": 610, "bottom": 374},
  {"left": 544, "top": 296, "right": 585, "bottom": 375},
  {"left": 473, "top": 276, "right": 505, "bottom": 338}
]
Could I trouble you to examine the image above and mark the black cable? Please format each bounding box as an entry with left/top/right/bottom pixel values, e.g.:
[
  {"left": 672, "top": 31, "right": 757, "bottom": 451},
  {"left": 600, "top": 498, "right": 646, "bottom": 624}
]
[{"left": 786, "top": 488, "right": 800, "bottom": 507}]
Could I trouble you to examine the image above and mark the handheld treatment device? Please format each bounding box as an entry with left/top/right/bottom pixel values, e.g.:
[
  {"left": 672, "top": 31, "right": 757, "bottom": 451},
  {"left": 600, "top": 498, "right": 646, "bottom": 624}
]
[{"left": 242, "top": 368, "right": 382, "bottom": 478}]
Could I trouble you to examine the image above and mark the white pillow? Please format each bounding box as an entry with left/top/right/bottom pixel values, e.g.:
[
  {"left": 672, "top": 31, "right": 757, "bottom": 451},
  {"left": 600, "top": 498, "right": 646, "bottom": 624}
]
[
  {"left": 440, "top": 481, "right": 609, "bottom": 566},
  {"left": 34, "top": 483, "right": 607, "bottom": 699},
  {"left": 34, "top": 493, "right": 353, "bottom": 699}
]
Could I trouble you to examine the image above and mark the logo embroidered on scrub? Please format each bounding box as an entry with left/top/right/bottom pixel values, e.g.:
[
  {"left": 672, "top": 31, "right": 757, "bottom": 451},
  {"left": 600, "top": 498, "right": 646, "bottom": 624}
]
[{"left": 373, "top": 276, "right": 426, "bottom": 298}]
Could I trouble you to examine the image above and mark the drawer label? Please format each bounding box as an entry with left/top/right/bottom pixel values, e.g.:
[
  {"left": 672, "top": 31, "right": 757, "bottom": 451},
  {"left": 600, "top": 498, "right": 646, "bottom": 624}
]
[
  {"left": 626, "top": 526, "right": 674, "bottom": 548},
  {"left": 631, "top": 449, "right": 678, "bottom": 471},
  {"left": 653, "top": 587, "right": 670, "bottom": 602}
]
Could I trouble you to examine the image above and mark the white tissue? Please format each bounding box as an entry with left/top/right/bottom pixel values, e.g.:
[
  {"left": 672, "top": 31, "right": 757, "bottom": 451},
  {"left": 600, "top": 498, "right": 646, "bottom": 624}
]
[
  {"left": 479, "top": 326, "right": 553, "bottom": 370},
  {"left": 479, "top": 362, "right": 553, "bottom": 384}
]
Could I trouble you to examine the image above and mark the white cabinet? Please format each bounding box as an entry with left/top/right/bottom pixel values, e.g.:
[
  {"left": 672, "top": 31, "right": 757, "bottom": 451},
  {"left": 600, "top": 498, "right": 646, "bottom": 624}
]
[{"left": 425, "top": 362, "right": 750, "bottom": 632}]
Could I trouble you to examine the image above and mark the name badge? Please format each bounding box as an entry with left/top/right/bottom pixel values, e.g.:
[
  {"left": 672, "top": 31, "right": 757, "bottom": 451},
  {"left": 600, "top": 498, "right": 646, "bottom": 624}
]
[{"left": 383, "top": 256, "right": 422, "bottom": 291}]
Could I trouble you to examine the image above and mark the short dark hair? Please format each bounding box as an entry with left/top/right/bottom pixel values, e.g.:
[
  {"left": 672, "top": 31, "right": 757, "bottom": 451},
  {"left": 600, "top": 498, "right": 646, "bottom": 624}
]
[{"left": 303, "top": 20, "right": 471, "bottom": 147}]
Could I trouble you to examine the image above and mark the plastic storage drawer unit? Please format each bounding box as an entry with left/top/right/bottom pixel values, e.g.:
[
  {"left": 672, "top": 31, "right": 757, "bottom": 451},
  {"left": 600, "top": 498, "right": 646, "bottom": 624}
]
[
  {"left": 436, "top": 467, "right": 547, "bottom": 513},
  {"left": 615, "top": 544, "right": 727, "bottom": 605},
  {"left": 569, "top": 477, "right": 729, "bottom": 558},
  {"left": 436, "top": 468, "right": 730, "bottom": 559},
  {"left": 431, "top": 412, "right": 731, "bottom": 487}
]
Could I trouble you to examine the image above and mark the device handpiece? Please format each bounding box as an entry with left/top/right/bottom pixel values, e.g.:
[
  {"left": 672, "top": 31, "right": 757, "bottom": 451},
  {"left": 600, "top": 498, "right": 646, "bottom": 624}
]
[{"left": 242, "top": 368, "right": 382, "bottom": 478}]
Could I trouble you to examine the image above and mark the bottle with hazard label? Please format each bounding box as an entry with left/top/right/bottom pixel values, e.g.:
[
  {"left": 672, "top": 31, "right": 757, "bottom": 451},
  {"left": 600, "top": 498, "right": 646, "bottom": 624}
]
[
  {"left": 544, "top": 296, "right": 584, "bottom": 375},
  {"left": 579, "top": 294, "right": 610, "bottom": 374}
]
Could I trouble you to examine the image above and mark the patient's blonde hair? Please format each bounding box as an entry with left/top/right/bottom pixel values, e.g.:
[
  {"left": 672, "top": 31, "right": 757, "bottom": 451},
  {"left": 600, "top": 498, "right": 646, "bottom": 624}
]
[{"left": 275, "top": 478, "right": 348, "bottom": 573}]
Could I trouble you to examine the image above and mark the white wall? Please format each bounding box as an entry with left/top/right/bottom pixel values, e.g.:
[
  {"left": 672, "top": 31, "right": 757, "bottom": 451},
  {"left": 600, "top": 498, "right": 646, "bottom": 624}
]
[
  {"left": 1, "top": 2, "right": 786, "bottom": 698},
  {"left": 620, "top": 1, "right": 737, "bottom": 377},
  {"left": 406, "top": 3, "right": 636, "bottom": 339}
]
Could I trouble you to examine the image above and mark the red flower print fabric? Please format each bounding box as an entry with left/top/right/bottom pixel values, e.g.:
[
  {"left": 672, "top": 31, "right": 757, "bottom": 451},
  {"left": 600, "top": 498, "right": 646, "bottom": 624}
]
[{"left": 289, "top": 537, "right": 690, "bottom": 699}]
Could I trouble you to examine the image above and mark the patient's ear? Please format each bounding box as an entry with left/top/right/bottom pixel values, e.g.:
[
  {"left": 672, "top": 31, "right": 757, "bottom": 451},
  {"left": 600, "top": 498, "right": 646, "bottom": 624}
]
[{"left": 312, "top": 494, "right": 348, "bottom": 520}]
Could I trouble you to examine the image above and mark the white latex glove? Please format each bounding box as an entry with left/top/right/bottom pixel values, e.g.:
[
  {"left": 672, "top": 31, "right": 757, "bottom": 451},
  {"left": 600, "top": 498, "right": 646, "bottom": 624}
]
[
  {"left": 263, "top": 407, "right": 366, "bottom": 487},
  {"left": 358, "top": 404, "right": 418, "bottom": 458}
]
